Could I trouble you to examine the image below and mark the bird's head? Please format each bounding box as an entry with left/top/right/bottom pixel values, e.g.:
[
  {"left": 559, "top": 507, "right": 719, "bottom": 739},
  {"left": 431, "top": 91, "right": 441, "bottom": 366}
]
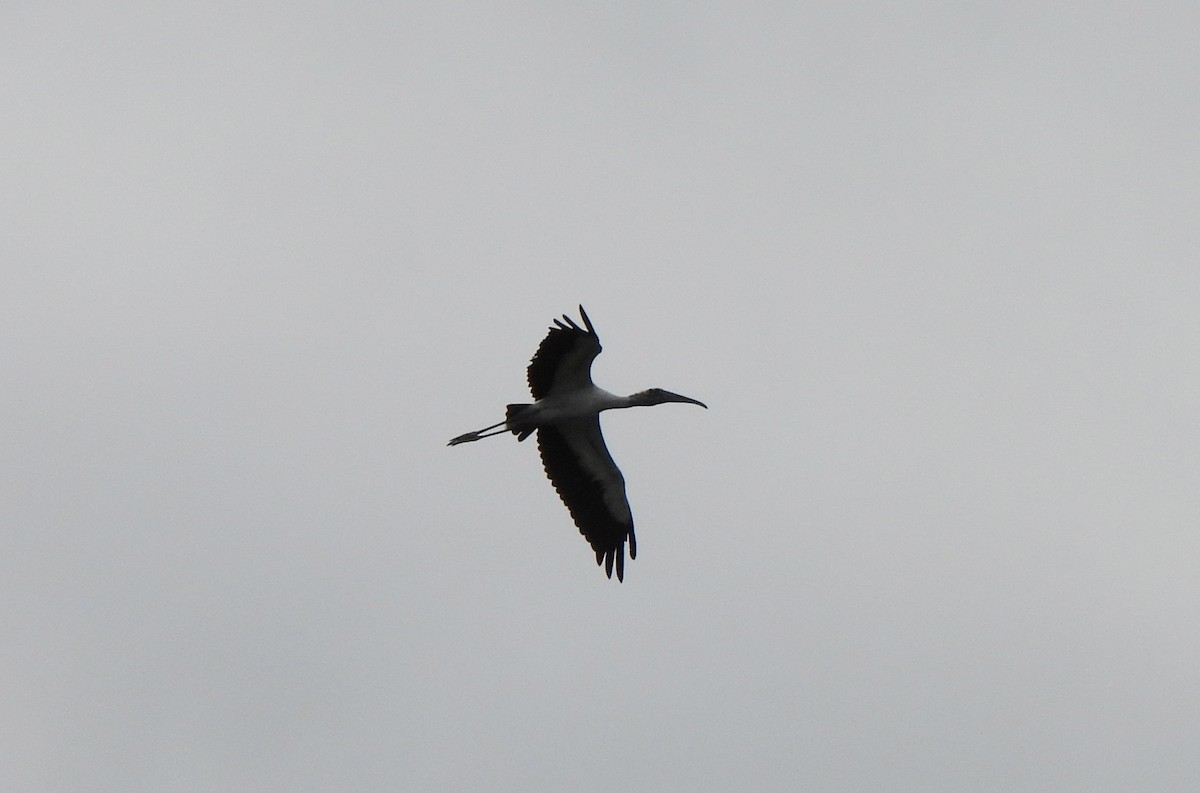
[{"left": 630, "top": 388, "right": 708, "bottom": 409}]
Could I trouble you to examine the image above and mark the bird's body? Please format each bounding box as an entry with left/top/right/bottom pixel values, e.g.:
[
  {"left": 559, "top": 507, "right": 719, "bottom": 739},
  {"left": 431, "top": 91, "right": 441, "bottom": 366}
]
[
  {"left": 448, "top": 306, "right": 706, "bottom": 581},
  {"left": 512, "top": 386, "right": 626, "bottom": 426}
]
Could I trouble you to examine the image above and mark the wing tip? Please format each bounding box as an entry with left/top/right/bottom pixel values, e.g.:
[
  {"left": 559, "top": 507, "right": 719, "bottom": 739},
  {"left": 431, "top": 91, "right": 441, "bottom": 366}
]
[
  {"left": 596, "top": 540, "right": 631, "bottom": 582},
  {"left": 552, "top": 307, "right": 595, "bottom": 337},
  {"left": 578, "top": 305, "right": 595, "bottom": 336}
]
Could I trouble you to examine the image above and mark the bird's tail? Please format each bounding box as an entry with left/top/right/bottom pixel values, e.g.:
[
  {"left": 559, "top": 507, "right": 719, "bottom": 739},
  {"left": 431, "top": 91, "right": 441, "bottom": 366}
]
[{"left": 505, "top": 404, "right": 535, "bottom": 441}]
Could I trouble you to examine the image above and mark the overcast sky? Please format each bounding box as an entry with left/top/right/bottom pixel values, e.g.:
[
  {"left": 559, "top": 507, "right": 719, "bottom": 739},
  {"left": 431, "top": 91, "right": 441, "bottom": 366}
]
[{"left": 4, "top": 3, "right": 1199, "bottom": 791}]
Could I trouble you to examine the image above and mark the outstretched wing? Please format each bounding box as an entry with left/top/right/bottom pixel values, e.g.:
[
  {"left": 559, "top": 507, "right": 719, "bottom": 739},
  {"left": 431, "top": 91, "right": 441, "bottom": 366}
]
[
  {"left": 536, "top": 418, "right": 637, "bottom": 581},
  {"left": 526, "top": 306, "right": 602, "bottom": 399}
]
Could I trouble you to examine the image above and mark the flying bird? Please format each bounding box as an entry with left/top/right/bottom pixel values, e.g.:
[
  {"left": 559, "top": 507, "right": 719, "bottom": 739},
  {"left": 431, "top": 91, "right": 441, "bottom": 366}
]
[{"left": 448, "top": 306, "right": 706, "bottom": 581}]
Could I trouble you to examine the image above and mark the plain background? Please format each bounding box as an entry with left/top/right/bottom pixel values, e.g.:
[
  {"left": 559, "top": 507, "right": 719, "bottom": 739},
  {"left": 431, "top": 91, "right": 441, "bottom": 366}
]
[{"left": 4, "top": 3, "right": 1198, "bottom": 791}]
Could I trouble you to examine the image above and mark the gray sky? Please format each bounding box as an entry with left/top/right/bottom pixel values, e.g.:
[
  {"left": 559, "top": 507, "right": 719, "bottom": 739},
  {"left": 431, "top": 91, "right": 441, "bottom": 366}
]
[{"left": 4, "top": 3, "right": 1198, "bottom": 791}]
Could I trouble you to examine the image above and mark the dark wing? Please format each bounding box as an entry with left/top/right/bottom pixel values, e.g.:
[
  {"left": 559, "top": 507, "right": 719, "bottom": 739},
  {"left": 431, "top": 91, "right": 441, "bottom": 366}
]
[
  {"left": 537, "top": 419, "right": 637, "bottom": 581},
  {"left": 527, "top": 306, "right": 601, "bottom": 400}
]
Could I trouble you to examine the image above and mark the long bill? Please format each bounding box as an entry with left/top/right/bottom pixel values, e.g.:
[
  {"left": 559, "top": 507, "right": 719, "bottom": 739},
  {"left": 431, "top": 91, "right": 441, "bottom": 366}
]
[{"left": 658, "top": 391, "right": 708, "bottom": 409}]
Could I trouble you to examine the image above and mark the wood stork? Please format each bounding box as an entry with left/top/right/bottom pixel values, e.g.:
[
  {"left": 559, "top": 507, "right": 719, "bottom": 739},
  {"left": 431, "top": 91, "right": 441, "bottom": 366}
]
[{"left": 448, "top": 306, "right": 706, "bottom": 581}]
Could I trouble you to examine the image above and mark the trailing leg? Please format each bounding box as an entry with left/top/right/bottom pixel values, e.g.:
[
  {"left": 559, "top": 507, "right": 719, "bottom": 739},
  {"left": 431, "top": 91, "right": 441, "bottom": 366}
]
[{"left": 447, "top": 420, "right": 508, "bottom": 446}]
